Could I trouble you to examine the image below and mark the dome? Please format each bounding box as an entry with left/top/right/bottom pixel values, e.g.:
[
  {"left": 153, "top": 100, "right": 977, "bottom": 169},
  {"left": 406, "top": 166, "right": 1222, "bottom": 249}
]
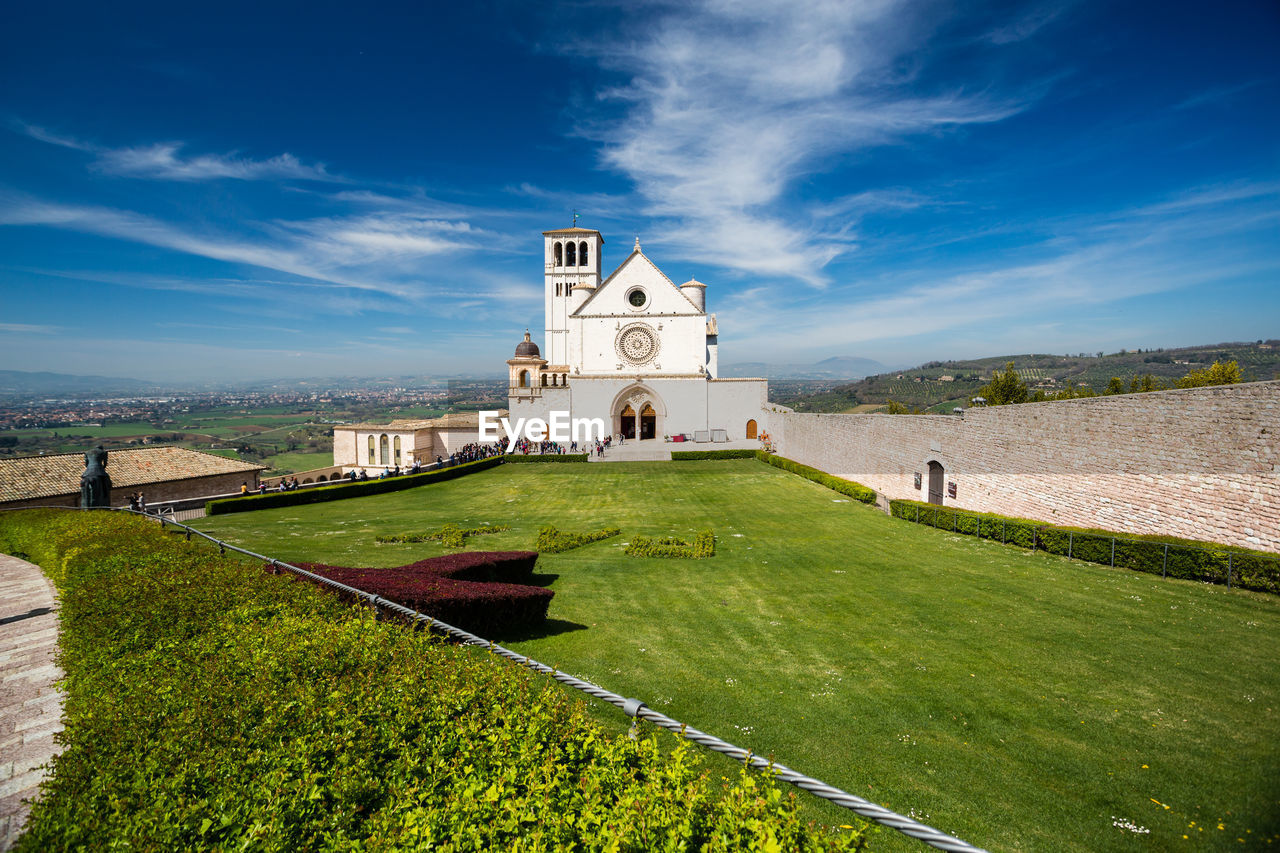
[{"left": 514, "top": 331, "right": 541, "bottom": 358}]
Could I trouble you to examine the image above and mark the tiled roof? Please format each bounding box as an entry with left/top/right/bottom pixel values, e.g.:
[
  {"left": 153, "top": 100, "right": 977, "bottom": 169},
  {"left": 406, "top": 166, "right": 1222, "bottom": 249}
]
[{"left": 0, "top": 446, "right": 266, "bottom": 503}]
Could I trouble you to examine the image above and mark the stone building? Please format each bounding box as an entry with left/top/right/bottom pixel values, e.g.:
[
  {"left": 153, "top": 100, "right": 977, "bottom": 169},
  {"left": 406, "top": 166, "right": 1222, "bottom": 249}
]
[
  {"left": 0, "top": 446, "right": 266, "bottom": 510},
  {"left": 506, "top": 227, "right": 771, "bottom": 442},
  {"left": 331, "top": 411, "right": 503, "bottom": 472}
]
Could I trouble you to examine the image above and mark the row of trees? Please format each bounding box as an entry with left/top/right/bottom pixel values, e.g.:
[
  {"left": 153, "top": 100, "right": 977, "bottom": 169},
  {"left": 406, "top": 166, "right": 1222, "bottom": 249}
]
[{"left": 978, "top": 360, "right": 1244, "bottom": 406}]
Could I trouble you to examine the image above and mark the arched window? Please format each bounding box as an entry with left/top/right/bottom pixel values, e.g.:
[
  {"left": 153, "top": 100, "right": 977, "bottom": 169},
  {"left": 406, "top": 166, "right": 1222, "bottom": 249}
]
[
  {"left": 554, "top": 242, "right": 563, "bottom": 266},
  {"left": 394, "top": 435, "right": 401, "bottom": 464},
  {"left": 368, "top": 435, "right": 375, "bottom": 464},
  {"left": 566, "top": 241, "right": 576, "bottom": 266},
  {"left": 579, "top": 242, "right": 589, "bottom": 266},
  {"left": 555, "top": 282, "right": 561, "bottom": 297},
  {"left": 519, "top": 370, "right": 529, "bottom": 387},
  {"left": 541, "top": 373, "right": 548, "bottom": 386},
  {"left": 380, "top": 434, "right": 389, "bottom": 466}
]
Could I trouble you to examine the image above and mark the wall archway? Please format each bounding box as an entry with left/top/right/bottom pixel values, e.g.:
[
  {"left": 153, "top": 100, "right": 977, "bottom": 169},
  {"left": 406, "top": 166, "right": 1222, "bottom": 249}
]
[
  {"left": 927, "top": 460, "right": 945, "bottom": 505},
  {"left": 746, "top": 419, "right": 758, "bottom": 440},
  {"left": 609, "top": 384, "right": 667, "bottom": 440}
]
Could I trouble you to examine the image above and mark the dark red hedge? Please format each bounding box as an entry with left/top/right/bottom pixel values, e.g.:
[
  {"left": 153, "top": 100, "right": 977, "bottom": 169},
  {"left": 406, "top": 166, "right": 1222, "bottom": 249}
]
[{"left": 283, "top": 551, "right": 551, "bottom": 635}]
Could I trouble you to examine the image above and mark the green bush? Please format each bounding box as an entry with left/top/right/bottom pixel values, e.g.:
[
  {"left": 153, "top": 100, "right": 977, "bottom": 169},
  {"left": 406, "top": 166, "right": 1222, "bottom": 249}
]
[
  {"left": 626, "top": 530, "right": 716, "bottom": 559},
  {"left": 207, "top": 457, "right": 502, "bottom": 515},
  {"left": 501, "top": 453, "right": 590, "bottom": 463},
  {"left": 376, "top": 523, "right": 509, "bottom": 548},
  {"left": 536, "top": 524, "right": 621, "bottom": 553},
  {"left": 671, "top": 449, "right": 758, "bottom": 460},
  {"left": 889, "top": 499, "right": 1279, "bottom": 594},
  {"left": 757, "top": 453, "right": 878, "bottom": 505},
  {"left": 0, "top": 509, "right": 867, "bottom": 851}
]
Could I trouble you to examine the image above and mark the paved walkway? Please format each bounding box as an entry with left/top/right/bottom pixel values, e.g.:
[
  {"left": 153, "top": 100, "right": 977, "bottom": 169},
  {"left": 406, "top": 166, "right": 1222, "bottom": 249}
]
[
  {"left": 589, "top": 437, "right": 765, "bottom": 462},
  {"left": 0, "top": 555, "right": 63, "bottom": 852}
]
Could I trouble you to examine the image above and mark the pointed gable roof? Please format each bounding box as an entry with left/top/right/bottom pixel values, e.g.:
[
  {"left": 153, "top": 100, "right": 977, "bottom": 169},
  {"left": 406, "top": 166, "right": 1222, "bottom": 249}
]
[{"left": 575, "top": 245, "right": 701, "bottom": 314}]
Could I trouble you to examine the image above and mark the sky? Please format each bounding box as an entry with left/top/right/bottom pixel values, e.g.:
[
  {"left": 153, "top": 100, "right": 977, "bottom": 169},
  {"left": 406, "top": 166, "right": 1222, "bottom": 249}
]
[{"left": 1, "top": 0, "right": 1277, "bottom": 383}]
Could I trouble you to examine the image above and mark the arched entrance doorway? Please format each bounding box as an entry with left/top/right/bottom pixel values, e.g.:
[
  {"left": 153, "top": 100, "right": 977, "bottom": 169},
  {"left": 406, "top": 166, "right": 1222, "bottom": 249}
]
[
  {"left": 746, "top": 419, "right": 758, "bottom": 440},
  {"left": 619, "top": 404, "right": 636, "bottom": 439},
  {"left": 927, "top": 460, "right": 945, "bottom": 505},
  {"left": 640, "top": 404, "right": 657, "bottom": 440}
]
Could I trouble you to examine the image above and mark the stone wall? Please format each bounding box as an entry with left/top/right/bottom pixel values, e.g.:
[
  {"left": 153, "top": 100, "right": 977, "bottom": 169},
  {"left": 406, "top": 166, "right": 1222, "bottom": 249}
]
[
  {"left": 775, "top": 380, "right": 1279, "bottom": 553},
  {"left": 0, "top": 471, "right": 262, "bottom": 511}
]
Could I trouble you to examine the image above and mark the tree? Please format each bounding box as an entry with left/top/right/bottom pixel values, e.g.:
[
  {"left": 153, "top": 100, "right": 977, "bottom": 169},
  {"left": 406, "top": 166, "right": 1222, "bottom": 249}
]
[
  {"left": 1177, "top": 360, "right": 1244, "bottom": 388},
  {"left": 1105, "top": 377, "right": 1126, "bottom": 395},
  {"left": 981, "top": 362, "right": 1029, "bottom": 405}
]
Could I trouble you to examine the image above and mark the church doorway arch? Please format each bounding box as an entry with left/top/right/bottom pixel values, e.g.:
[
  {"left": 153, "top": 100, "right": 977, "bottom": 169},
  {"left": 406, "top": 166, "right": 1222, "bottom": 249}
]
[
  {"left": 927, "top": 460, "right": 945, "bottom": 505},
  {"left": 640, "top": 404, "right": 657, "bottom": 440},
  {"left": 746, "top": 419, "right": 758, "bottom": 440},
  {"left": 619, "top": 404, "right": 636, "bottom": 439}
]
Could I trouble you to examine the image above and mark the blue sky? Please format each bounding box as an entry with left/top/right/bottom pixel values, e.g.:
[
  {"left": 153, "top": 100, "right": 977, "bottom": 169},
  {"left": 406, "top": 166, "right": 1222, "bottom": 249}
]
[{"left": 1, "top": 0, "right": 1277, "bottom": 382}]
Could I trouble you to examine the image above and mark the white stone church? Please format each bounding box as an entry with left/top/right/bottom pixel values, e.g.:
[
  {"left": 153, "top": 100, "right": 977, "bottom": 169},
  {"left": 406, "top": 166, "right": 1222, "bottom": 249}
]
[{"left": 506, "top": 226, "right": 770, "bottom": 443}]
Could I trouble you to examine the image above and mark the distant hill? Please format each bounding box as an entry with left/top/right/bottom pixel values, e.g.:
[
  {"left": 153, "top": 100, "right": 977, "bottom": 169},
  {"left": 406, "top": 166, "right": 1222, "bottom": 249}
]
[
  {"left": 721, "top": 356, "right": 892, "bottom": 380},
  {"left": 779, "top": 340, "right": 1280, "bottom": 414},
  {"left": 0, "top": 370, "right": 163, "bottom": 398}
]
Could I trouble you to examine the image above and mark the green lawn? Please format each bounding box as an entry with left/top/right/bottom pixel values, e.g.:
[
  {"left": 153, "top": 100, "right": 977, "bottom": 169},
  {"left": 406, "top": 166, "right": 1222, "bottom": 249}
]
[{"left": 193, "top": 461, "right": 1280, "bottom": 851}]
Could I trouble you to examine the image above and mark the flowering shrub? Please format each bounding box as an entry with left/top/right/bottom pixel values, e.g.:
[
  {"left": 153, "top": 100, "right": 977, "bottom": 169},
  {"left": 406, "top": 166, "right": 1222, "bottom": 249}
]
[
  {"left": 536, "top": 524, "right": 621, "bottom": 553},
  {"left": 376, "top": 523, "right": 509, "bottom": 548},
  {"left": 890, "top": 498, "right": 1279, "bottom": 594},
  {"left": 294, "top": 551, "right": 551, "bottom": 634},
  {"left": 0, "top": 510, "right": 867, "bottom": 851},
  {"left": 626, "top": 530, "right": 716, "bottom": 559}
]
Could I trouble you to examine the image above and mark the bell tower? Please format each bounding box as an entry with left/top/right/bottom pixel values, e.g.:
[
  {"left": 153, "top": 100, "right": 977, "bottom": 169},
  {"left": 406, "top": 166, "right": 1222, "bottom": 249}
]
[{"left": 543, "top": 222, "right": 603, "bottom": 366}]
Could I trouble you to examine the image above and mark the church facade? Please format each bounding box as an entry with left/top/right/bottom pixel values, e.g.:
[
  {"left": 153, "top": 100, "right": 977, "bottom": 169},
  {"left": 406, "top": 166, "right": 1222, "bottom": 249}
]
[{"left": 506, "top": 227, "right": 770, "bottom": 443}]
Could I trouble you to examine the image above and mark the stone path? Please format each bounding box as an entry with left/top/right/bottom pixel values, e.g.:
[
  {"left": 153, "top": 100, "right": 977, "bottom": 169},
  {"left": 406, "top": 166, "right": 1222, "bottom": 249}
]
[{"left": 0, "top": 554, "right": 63, "bottom": 852}]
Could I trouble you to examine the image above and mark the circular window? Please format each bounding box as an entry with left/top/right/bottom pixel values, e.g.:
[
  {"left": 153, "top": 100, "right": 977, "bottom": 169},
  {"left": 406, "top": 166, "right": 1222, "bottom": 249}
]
[
  {"left": 627, "top": 288, "right": 648, "bottom": 309},
  {"left": 615, "top": 323, "right": 660, "bottom": 365}
]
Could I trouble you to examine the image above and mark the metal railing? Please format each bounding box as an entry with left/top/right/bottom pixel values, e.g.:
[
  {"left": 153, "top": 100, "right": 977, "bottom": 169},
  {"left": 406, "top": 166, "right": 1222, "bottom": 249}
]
[{"left": 10, "top": 504, "right": 985, "bottom": 852}]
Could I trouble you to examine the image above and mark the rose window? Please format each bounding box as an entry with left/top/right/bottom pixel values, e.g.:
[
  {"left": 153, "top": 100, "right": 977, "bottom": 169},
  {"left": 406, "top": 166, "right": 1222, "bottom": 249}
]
[{"left": 616, "top": 324, "right": 660, "bottom": 365}]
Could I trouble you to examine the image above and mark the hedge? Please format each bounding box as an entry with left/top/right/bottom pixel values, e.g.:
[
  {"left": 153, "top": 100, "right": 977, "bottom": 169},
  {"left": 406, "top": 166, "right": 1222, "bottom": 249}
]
[
  {"left": 536, "top": 524, "right": 621, "bottom": 553},
  {"left": 501, "top": 453, "right": 590, "bottom": 463},
  {"left": 626, "top": 530, "right": 717, "bottom": 559},
  {"left": 890, "top": 498, "right": 1280, "bottom": 595},
  {"left": 376, "top": 523, "right": 509, "bottom": 548},
  {"left": 757, "top": 452, "right": 878, "bottom": 505},
  {"left": 0, "top": 510, "right": 869, "bottom": 851},
  {"left": 292, "top": 551, "right": 552, "bottom": 635},
  {"left": 671, "top": 449, "right": 759, "bottom": 460},
  {"left": 206, "top": 456, "right": 503, "bottom": 515}
]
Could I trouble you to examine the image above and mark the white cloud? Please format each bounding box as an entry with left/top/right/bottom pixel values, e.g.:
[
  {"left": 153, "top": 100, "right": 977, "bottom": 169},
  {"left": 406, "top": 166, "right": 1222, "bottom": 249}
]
[
  {"left": 14, "top": 121, "right": 338, "bottom": 182},
  {"left": 0, "top": 322, "right": 60, "bottom": 334},
  {"left": 574, "top": 0, "right": 1025, "bottom": 285}
]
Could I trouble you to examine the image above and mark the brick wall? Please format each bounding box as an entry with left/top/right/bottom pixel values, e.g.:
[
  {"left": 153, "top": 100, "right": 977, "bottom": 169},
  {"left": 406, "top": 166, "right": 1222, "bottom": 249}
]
[{"left": 775, "top": 380, "right": 1280, "bottom": 553}]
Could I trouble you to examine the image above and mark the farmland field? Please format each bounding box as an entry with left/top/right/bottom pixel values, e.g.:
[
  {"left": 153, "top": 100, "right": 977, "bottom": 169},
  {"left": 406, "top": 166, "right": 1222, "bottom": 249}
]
[{"left": 194, "top": 460, "right": 1280, "bottom": 851}]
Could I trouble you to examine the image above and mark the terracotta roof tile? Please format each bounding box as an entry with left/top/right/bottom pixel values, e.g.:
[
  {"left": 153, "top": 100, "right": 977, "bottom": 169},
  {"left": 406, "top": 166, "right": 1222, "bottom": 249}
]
[{"left": 0, "top": 446, "right": 265, "bottom": 502}]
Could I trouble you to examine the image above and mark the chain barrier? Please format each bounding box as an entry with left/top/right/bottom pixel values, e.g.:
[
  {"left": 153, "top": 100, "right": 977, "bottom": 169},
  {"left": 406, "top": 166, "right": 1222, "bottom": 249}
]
[{"left": 5, "top": 505, "right": 987, "bottom": 852}]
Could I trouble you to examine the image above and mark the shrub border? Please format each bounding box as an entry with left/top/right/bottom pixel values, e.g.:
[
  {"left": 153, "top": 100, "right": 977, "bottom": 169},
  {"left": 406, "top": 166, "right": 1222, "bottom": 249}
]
[
  {"left": 501, "top": 453, "right": 590, "bottom": 463},
  {"left": 206, "top": 456, "right": 502, "bottom": 515},
  {"left": 890, "top": 498, "right": 1280, "bottom": 594}
]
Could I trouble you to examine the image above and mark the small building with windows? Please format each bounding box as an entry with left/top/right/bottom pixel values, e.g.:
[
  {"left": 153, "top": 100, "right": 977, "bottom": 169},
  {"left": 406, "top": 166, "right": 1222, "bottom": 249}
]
[
  {"left": 331, "top": 411, "right": 506, "bottom": 472},
  {"left": 507, "top": 226, "right": 770, "bottom": 442}
]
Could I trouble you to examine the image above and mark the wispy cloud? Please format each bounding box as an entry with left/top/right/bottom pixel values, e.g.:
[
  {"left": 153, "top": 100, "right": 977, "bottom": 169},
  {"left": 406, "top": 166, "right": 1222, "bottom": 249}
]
[
  {"left": 0, "top": 322, "right": 60, "bottom": 334},
  {"left": 571, "top": 0, "right": 1028, "bottom": 285},
  {"left": 15, "top": 120, "right": 338, "bottom": 182}
]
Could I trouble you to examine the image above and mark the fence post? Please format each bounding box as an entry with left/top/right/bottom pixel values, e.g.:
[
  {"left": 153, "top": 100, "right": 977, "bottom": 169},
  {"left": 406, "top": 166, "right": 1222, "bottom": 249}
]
[
  {"left": 1162, "top": 544, "right": 1168, "bottom": 578},
  {"left": 1110, "top": 537, "right": 1115, "bottom": 567},
  {"left": 953, "top": 511, "right": 957, "bottom": 532},
  {"left": 1227, "top": 553, "right": 1233, "bottom": 589},
  {"left": 1068, "top": 532, "right": 1073, "bottom": 559},
  {"left": 1032, "top": 529, "right": 1036, "bottom": 552},
  {"left": 1002, "top": 519, "right": 1006, "bottom": 544},
  {"left": 915, "top": 506, "right": 919, "bottom": 524}
]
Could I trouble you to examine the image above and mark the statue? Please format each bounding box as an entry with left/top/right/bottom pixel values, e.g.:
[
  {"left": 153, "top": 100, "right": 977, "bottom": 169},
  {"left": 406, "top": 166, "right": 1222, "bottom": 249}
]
[{"left": 80, "top": 445, "right": 112, "bottom": 508}]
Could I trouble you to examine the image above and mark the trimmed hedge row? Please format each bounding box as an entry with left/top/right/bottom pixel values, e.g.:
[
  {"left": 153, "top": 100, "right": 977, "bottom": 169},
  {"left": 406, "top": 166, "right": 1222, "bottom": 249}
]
[
  {"left": 501, "top": 453, "right": 590, "bottom": 463},
  {"left": 294, "top": 551, "right": 552, "bottom": 635},
  {"left": 207, "top": 456, "right": 503, "bottom": 515},
  {"left": 536, "top": 524, "right": 621, "bottom": 553},
  {"left": 0, "top": 510, "right": 868, "bottom": 850},
  {"left": 757, "top": 452, "right": 878, "bottom": 505},
  {"left": 375, "top": 523, "right": 509, "bottom": 548},
  {"left": 671, "top": 449, "right": 759, "bottom": 460},
  {"left": 890, "top": 498, "right": 1280, "bottom": 594},
  {"left": 626, "top": 530, "right": 717, "bottom": 559}
]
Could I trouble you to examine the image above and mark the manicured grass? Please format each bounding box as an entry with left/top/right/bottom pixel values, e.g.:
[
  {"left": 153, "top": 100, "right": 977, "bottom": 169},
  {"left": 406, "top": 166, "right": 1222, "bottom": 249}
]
[
  {"left": 195, "top": 461, "right": 1280, "bottom": 851},
  {"left": 261, "top": 450, "right": 334, "bottom": 474}
]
